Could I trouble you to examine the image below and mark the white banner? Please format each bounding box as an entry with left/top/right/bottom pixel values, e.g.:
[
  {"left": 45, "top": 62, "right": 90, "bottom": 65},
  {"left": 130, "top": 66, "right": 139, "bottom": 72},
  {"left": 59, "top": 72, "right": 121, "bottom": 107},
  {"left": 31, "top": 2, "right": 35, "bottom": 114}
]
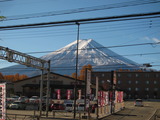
[{"left": 0, "top": 83, "right": 6, "bottom": 120}]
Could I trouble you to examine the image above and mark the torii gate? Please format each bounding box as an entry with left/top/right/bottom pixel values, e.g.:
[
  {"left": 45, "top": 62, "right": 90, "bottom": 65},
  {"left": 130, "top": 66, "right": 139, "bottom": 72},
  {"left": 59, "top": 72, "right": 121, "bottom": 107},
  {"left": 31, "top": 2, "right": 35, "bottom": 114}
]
[{"left": 0, "top": 46, "right": 50, "bottom": 116}]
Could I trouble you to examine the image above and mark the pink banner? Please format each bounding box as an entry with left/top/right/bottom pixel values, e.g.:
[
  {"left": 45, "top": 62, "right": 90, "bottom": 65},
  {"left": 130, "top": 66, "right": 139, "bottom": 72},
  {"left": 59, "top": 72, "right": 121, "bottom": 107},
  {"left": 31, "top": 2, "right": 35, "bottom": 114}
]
[
  {"left": 67, "top": 90, "right": 71, "bottom": 100},
  {"left": 57, "top": 89, "right": 61, "bottom": 100}
]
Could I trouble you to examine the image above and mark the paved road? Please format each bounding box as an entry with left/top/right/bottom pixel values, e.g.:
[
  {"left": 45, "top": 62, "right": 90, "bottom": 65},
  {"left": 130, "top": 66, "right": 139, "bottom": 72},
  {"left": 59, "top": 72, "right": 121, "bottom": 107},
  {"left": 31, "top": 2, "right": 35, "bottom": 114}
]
[{"left": 101, "top": 101, "right": 160, "bottom": 120}]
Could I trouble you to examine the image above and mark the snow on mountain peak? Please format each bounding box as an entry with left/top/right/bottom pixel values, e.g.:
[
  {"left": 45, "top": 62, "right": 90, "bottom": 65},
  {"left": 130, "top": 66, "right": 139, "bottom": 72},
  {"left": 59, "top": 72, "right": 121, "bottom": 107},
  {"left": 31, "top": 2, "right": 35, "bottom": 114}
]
[
  {"left": 0, "top": 39, "right": 142, "bottom": 76},
  {"left": 41, "top": 39, "right": 140, "bottom": 69}
]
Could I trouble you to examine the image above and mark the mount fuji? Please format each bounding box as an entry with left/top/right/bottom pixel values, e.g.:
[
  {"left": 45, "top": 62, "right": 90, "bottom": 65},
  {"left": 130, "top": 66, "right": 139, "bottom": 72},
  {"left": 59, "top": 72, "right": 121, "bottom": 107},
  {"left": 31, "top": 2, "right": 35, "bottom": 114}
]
[{"left": 0, "top": 39, "right": 142, "bottom": 76}]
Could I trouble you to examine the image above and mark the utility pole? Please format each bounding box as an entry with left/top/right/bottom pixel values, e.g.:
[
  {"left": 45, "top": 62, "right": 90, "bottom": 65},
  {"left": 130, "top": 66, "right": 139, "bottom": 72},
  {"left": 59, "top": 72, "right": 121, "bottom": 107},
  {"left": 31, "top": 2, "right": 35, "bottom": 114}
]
[
  {"left": 73, "top": 22, "right": 80, "bottom": 119},
  {"left": 39, "top": 70, "right": 44, "bottom": 116},
  {"left": 46, "top": 60, "right": 51, "bottom": 116},
  {"left": 110, "top": 71, "right": 116, "bottom": 114},
  {"left": 96, "top": 77, "right": 99, "bottom": 120},
  {"left": 109, "top": 71, "right": 113, "bottom": 114}
]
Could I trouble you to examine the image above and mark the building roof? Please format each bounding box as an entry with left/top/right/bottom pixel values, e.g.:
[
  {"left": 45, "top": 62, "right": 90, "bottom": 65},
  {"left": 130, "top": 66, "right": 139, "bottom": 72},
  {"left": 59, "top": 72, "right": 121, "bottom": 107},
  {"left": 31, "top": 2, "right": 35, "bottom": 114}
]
[{"left": 14, "top": 72, "right": 84, "bottom": 83}]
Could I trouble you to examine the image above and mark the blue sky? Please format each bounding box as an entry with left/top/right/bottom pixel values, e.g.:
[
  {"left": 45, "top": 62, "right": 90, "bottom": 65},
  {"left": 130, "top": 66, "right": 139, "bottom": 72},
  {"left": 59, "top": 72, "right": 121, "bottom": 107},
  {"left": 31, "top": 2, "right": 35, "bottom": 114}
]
[{"left": 0, "top": 0, "right": 160, "bottom": 70}]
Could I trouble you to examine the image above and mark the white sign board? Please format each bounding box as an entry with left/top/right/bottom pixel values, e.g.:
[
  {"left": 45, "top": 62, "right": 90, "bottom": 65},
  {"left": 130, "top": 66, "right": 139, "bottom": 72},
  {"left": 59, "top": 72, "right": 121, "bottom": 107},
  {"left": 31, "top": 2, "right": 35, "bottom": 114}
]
[{"left": 0, "top": 83, "right": 6, "bottom": 120}]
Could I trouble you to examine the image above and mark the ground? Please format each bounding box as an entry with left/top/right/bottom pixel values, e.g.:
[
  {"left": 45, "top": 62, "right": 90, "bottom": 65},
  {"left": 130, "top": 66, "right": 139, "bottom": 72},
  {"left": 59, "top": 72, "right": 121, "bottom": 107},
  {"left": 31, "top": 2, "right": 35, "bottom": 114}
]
[{"left": 6, "top": 100, "right": 160, "bottom": 120}]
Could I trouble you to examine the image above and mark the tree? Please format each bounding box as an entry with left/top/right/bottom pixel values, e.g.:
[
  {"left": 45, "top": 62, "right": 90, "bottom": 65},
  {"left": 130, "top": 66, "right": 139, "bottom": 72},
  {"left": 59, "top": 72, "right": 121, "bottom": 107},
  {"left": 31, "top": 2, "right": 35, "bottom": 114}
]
[
  {"left": 0, "top": 72, "right": 4, "bottom": 79},
  {"left": 79, "top": 64, "right": 93, "bottom": 80},
  {"left": 14, "top": 73, "right": 20, "bottom": 81},
  {"left": 70, "top": 64, "right": 93, "bottom": 80},
  {"left": 0, "top": 16, "right": 6, "bottom": 21},
  {"left": 71, "top": 73, "right": 77, "bottom": 79},
  {"left": 3, "top": 73, "right": 28, "bottom": 82}
]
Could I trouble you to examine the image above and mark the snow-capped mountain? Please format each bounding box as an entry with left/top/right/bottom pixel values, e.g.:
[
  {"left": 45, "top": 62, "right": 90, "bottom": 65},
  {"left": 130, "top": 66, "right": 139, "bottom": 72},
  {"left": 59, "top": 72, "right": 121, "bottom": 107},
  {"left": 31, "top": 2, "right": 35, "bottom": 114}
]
[{"left": 0, "top": 39, "right": 142, "bottom": 76}]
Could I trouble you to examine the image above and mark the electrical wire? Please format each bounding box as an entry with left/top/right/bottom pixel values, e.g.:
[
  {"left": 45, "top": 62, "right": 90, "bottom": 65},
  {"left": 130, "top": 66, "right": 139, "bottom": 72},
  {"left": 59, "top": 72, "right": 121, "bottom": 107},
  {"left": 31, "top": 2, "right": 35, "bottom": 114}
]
[
  {"left": 1, "top": 11, "right": 160, "bottom": 31},
  {"left": 4, "top": 0, "right": 160, "bottom": 21},
  {"left": 0, "top": 0, "right": 12, "bottom": 2},
  {"left": 1, "top": 20, "right": 160, "bottom": 39},
  {"left": 0, "top": 12, "right": 160, "bottom": 72}
]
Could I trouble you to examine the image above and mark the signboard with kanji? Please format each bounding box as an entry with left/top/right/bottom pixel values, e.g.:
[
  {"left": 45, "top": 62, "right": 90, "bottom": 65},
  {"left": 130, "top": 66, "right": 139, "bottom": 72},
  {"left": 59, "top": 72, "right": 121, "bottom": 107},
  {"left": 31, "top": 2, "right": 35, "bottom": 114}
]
[{"left": 0, "top": 83, "right": 6, "bottom": 120}]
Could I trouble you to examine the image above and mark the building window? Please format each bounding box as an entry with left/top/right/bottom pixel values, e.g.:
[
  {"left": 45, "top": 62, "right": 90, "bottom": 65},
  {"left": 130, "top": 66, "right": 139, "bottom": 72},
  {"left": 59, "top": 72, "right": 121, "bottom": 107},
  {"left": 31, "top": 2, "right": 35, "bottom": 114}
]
[
  {"left": 154, "top": 88, "right": 158, "bottom": 91},
  {"left": 128, "top": 80, "right": 131, "bottom": 84},
  {"left": 146, "top": 95, "right": 149, "bottom": 98},
  {"left": 154, "top": 81, "right": 157, "bottom": 84},
  {"left": 145, "top": 74, "right": 150, "bottom": 78},
  {"left": 135, "top": 88, "right": 139, "bottom": 91},
  {"left": 145, "top": 88, "right": 149, "bottom": 91},
  {"left": 128, "top": 94, "right": 131, "bottom": 99},
  {"left": 128, "top": 88, "right": 131, "bottom": 91},
  {"left": 146, "top": 81, "right": 149, "bottom": 84},
  {"left": 118, "top": 80, "right": 121, "bottom": 84},
  {"left": 102, "top": 74, "right": 105, "bottom": 77},
  {"left": 135, "top": 81, "right": 138, "bottom": 84},
  {"left": 155, "top": 74, "right": 159, "bottom": 78},
  {"left": 118, "top": 73, "right": 121, "bottom": 77},
  {"left": 127, "top": 74, "right": 132, "bottom": 77},
  {"left": 135, "top": 74, "right": 139, "bottom": 77}
]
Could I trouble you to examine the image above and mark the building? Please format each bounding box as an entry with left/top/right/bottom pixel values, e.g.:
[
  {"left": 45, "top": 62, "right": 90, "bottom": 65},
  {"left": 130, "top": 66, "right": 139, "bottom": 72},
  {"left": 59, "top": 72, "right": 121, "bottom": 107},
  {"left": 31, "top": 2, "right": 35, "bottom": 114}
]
[
  {"left": 0, "top": 79, "right": 14, "bottom": 97},
  {"left": 91, "top": 71, "right": 160, "bottom": 99},
  {"left": 14, "top": 72, "right": 85, "bottom": 99}
]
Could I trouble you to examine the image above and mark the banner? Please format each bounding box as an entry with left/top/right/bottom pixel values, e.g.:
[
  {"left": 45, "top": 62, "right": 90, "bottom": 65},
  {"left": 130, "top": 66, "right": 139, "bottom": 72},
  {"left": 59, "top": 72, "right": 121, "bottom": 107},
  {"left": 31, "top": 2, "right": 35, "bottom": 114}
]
[
  {"left": 78, "top": 90, "right": 81, "bottom": 99},
  {"left": 117, "top": 91, "right": 123, "bottom": 103},
  {"left": 0, "top": 83, "right": 6, "bottom": 120},
  {"left": 105, "top": 91, "right": 109, "bottom": 105},
  {"left": 67, "top": 90, "right": 71, "bottom": 100},
  {"left": 113, "top": 71, "right": 117, "bottom": 85},
  {"left": 56, "top": 89, "right": 61, "bottom": 100}
]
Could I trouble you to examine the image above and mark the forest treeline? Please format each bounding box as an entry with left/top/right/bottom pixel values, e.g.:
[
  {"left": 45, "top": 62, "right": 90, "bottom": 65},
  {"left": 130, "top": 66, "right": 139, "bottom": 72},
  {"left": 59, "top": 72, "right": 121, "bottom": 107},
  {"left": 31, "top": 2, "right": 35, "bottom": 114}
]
[{"left": 0, "top": 73, "right": 28, "bottom": 82}]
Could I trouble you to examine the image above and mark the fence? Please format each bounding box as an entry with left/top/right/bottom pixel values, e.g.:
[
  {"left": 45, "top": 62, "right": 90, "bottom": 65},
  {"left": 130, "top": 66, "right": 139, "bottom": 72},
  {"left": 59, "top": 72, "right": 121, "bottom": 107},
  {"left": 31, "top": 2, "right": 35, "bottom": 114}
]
[
  {"left": 149, "top": 109, "right": 160, "bottom": 120},
  {"left": 6, "top": 101, "right": 124, "bottom": 120}
]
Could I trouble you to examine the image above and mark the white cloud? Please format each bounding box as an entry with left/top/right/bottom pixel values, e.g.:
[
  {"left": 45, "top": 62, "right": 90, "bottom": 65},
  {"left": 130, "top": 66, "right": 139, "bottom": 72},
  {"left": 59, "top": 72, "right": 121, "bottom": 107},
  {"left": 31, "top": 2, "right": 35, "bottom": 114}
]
[
  {"left": 152, "top": 38, "right": 160, "bottom": 43},
  {"left": 144, "top": 37, "right": 160, "bottom": 43}
]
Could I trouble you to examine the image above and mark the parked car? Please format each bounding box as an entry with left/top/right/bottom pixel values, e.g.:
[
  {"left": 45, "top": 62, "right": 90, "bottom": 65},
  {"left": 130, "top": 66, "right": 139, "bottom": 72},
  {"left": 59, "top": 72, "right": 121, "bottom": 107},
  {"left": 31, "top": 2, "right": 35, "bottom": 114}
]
[
  {"left": 7, "top": 96, "right": 19, "bottom": 102},
  {"left": 50, "top": 103, "right": 65, "bottom": 110},
  {"left": 9, "top": 101, "right": 26, "bottom": 110},
  {"left": 25, "top": 103, "right": 39, "bottom": 110},
  {"left": 134, "top": 99, "right": 143, "bottom": 107},
  {"left": 77, "top": 103, "right": 85, "bottom": 111},
  {"left": 90, "top": 104, "right": 97, "bottom": 113},
  {"left": 65, "top": 103, "right": 73, "bottom": 112},
  {"left": 18, "top": 96, "right": 29, "bottom": 103},
  {"left": 29, "top": 96, "right": 39, "bottom": 103},
  {"left": 6, "top": 100, "right": 13, "bottom": 109}
]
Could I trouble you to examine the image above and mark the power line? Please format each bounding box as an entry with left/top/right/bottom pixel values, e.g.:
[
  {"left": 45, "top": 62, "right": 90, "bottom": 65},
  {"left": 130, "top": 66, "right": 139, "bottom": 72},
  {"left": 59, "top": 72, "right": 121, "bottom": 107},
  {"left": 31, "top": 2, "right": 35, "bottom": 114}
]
[
  {"left": 0, "top": 0, "right": 12, "bottom": 2},
  {"left": 26, "top": 42, "right": 159, "bottom": 54},
  {"left": 1, "top": 43, "right": 160, "bottom": 64},
  {"left": 1, "top": 51, "right": 160, "bottom": 63},
  {"left": 4, "top": 0, "right": 160, "bottom": 21},
  {"left": 2, "top": 20, "right": 160, "bottom": 39},
  {"left": 0, "top": 63, "right": 142, "bottom": 71},
  {"left": 0, "top": 11, "right": 160, "bottom": 31}
]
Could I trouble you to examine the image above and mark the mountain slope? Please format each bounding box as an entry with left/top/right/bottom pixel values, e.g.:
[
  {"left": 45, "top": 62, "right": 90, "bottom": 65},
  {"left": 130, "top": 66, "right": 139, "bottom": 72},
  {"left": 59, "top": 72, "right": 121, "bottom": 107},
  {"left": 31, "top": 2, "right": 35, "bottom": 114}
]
[
  {"left": 41, "top": 39, "right": 140, "bottom": 75},
  {"left": 0, "top": 39, "right": 141, "bottom": 76}
]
